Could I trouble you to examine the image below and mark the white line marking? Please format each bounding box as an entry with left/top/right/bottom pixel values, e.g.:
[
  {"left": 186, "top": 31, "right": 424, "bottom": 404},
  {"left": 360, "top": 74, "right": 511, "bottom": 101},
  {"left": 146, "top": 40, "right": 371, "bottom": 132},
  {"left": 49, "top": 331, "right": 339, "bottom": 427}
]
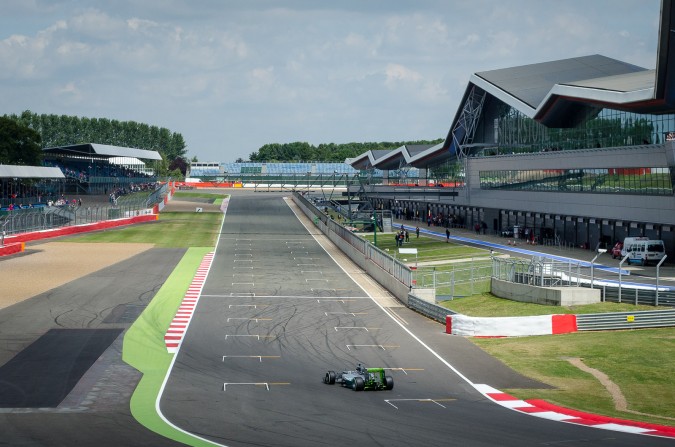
[
  {"left": 334, "top": 326, "right": 369, "bottom": 331},
  {"left": 384, "top": 399, "right": 447, "bottom": 410},
  {"left": 227, "top": 318, "right": 271, "bottom": 322},
  {"left": 223, "top": 382, "right": 270, "bottom": 391},
  {"left": 232, "top": 282, "right": 254, "bottom": 286},
  {"left": 346, "top": 344, "right": 397, "bottom": 350},
  {"left": 222, "top": 355, "right": 280, "bottom": 362}
]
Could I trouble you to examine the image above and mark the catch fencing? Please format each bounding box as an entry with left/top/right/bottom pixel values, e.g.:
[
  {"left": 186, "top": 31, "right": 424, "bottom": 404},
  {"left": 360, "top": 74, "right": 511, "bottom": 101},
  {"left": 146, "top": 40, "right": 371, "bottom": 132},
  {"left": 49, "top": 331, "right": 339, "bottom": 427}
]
[
  {"left": 414, "top": 261, "right": 492, "bottom": 300},
  {"left": 492, "top": 256, "right": 675, "bottom": 307},
  {"left": 0, "top": 183, "right": 169, "bottom": 241},
  {"left": 293, "top": 193, "right": 412, "bottom": 292}
]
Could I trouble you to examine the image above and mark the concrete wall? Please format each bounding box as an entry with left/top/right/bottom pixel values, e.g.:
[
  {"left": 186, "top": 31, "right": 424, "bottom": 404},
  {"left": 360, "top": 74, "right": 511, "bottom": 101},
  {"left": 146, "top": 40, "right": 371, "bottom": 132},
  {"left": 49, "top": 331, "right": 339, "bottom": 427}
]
[{"left": 491, "top": 278, "right": 600, "bottom": 306}]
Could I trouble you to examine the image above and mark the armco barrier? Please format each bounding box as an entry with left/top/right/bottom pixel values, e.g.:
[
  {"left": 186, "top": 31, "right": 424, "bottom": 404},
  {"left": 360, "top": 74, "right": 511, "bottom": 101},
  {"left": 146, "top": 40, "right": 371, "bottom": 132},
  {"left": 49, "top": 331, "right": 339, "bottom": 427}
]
[
  {"left": 408, "top": 294, "right": 454, "bottom": 323},
  {"left": 576, "top": 309, "right": 675, "bottom": 331}
]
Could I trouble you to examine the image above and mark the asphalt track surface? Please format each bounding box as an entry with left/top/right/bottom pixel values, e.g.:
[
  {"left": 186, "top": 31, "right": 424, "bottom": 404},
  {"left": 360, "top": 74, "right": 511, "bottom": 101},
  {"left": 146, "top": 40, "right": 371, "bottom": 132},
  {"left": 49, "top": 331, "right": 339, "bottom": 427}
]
[
  {"left": 160, "top": 192, "right": 674, "bottom": 447},
  {"left": 0, "top": 247, "right": 188, "bottom": 447}
]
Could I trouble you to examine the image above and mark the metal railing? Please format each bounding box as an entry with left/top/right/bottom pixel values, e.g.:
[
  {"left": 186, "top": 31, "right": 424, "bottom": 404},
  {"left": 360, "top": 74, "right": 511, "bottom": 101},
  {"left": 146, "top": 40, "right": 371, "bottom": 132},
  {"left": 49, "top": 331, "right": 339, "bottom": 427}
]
[
  {"left": 576, "top": 310, "right": 675, "bottom": 331},
  {"left": 294, "top": 192, "right": 413, "bottom": 288},
  {"left": 415, "top": 262, "right": 492, "bottom": 299},
  {"left": 492, "top": 256, "right": 675, "bottom": 307},
  {"left": 407, "top": 295, "right": 455, "bottom": 323},
  {"left": 0, "top": 183, "right": 168, "bottom": 240}
]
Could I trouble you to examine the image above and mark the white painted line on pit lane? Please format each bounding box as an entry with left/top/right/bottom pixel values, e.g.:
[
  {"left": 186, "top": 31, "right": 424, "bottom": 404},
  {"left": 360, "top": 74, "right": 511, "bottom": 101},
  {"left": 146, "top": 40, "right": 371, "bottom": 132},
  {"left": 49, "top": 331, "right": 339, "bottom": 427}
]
[
  {"left": 301, "top": 270, "right": 323, "bottom": 274},
  {"left": 311, "top": 288, "right": 337, "bottom": 292},
  {"left": 227, "top": 318, "right": 272, "bottom": 322},
  {"left": 223, "top": 382, "right": 290, "bottom": 391},
  {"left": 383, "top": 368, "right": 425, "bottom": 375},
  {"left": 334, "top": 326, "right": 371, "bottom": 331},
  {"left": 325, "top": 312, "right": 367, "bottom": 316},
  {"left": 305, "top": 278, "right": 328, "bottom": 282},
  {"left": 232, "top": 282, "right": 254, "bottom": 286},
  {"left": 201, "top": 294, "right": 368, "bottom": 299},
  {"left": 346, "top": 344, "right": 399, "bottom": 350},
  {"left": 229, "top": 304, "right": 267, "bottom": 309},
  {"left": 384, "top": 399, "right": 452, "bottom": 410},
  {"left": 222, "top": 355, "right": 280, "bottom": 362},
  {"left": 234, "top": 253, "right": 252, "bottom": 257},
  {"left": 224, "top": 334, "right": 274, "bottom": 340}
]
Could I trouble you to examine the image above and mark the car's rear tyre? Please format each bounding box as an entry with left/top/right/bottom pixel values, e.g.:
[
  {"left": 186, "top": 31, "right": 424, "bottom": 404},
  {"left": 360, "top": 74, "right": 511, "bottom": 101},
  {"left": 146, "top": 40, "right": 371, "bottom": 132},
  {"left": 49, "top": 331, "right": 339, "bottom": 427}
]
[
  {"left": 324, "top": 371, "right": 336, "bottom": 384},
  {"left": 353, "top": 377, "right": 365, "bottom": 391},
  {"left": 384, "top": 376, "right": 394, "bottom": 390}
]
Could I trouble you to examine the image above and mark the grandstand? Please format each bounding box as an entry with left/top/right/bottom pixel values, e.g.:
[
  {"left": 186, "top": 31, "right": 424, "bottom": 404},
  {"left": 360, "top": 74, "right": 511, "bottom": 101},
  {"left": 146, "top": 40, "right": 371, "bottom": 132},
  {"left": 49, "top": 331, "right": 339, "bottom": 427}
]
[
  {"left": 42, "top": 143, "right": 160, "bottom": 195},
  {"left": 346, "top": 1, "right": 675, "bottom": 258},
  {"left": 189, "top": 161, "right": 390, "bottom": 188}
]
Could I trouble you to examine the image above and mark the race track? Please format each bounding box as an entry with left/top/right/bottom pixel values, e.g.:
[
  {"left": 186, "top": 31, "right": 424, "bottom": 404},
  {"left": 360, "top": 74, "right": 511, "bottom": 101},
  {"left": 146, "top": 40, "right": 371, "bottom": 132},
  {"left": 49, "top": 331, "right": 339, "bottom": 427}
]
[{"left": 160, "top": 192, "right": 673, "bottom": 447}]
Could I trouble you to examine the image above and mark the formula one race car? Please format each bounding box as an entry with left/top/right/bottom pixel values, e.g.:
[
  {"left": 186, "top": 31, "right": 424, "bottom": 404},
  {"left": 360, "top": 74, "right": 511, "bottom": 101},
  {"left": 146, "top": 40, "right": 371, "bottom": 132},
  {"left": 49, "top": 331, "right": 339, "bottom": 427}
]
[{"left": 323, "top": 364, "right": 394, "bottom": 391}]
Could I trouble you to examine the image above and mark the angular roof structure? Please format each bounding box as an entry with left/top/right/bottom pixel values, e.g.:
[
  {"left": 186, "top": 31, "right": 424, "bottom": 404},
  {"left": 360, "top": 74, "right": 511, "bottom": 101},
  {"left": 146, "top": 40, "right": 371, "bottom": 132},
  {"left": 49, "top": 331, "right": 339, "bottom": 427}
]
[
  {"left": 345, "top": 143, "right": 439, "bottom": 170},
  {"left": 43, "top": 143, "right": 162, "bottom": 161},
  {"left": 0, "top": 165, "right": 65, "bottom": 179},
  {"left": 347, "top": 1, "right": 675, "bottom": 171}
]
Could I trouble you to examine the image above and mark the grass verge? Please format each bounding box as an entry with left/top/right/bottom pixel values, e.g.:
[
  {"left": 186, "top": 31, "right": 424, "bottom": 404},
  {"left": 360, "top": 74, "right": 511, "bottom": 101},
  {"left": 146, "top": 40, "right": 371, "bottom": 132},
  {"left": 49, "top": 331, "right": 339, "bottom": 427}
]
[
  {"left": 69, "top": 212, "right": 222, "bottom": 247},
  {"left": 472, "top": 328, "right": 675, "bottom": 424},
  {"left": 123, "top": 247, "right": 219, "bottom": 447},
  {"left": 173, "top": 191, "right": 228, "bottom": 201},
  {"left": 440, "top": 294, "right": 675, "bottom": 425},
  {"left": 439, "top": 294, "right": 659, "bottom": 316},
  {"left": 362, "top": 233, "right": 489, "bottom": 262}
]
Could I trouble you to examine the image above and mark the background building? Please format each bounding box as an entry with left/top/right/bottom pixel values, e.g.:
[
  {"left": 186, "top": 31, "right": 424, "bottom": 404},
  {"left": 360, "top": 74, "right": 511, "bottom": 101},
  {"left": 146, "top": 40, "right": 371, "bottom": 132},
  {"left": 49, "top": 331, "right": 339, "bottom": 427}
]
[{"left": 347, "top": 1, "right": 675, "bottom": 258}]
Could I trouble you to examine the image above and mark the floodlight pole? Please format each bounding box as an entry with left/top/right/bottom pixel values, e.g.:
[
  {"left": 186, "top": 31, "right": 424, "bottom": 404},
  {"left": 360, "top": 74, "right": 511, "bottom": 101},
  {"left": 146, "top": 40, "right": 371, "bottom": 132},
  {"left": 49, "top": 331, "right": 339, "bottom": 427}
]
[
  {"left": 372, "top": 209, "right": 377, "bottom": 246},
  {"left": 618, "top": 254, "right": 629, "bottom": 303},
  {"left": 590, "top": 247, "right": 607, "bottom": 289},
  {"left": 656, "top": 255, "right": 667, "bottom": 306}
]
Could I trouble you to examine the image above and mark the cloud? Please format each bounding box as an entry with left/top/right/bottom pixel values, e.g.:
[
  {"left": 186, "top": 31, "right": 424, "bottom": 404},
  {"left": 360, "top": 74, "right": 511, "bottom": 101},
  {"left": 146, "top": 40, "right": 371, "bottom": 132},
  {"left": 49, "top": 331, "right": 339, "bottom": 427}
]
[{"left": 0, "top": 0, "right": 662, "bottom": 161}]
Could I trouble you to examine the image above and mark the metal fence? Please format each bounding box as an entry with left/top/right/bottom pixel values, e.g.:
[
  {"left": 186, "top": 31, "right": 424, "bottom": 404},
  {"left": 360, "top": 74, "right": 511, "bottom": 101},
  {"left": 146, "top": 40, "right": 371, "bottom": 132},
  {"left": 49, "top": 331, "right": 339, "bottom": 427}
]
[
  {"left": 492, "top": 256, "right": 675, "bottom": 307},
  {"left": 576, "top": 310, "right": 675, "bottom": 331},
  {"left": 294, "top": 192, "right": 413, "bottom": 288},
  {"left": 0, "top": 183, "right": 169, "bottom": 241},
  {"left": 407, "top": 295, "right": 454, "bottom": 323},
  {"left": 414, "top": 261, "right": 492, "bottom": 300}
]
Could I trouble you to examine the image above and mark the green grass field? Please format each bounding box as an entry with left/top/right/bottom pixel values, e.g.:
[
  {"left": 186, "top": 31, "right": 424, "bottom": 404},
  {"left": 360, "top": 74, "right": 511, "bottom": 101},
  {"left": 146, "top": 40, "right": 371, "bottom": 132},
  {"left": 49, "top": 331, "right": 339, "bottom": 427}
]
[
  {"left": 70, "top": 212, "right": 222, "bottom": 247},
  {"left": 473, "top": 328, "right": 675, "bottom": 424},
  {"left": 441, "top": 294, "right": 675, "bottom": 424},
  {"left": 363, "top": 233, "right": 489, "bottom": 262},
  {"left": 173, "top": 191, "right": 228, "bottom": 201}
]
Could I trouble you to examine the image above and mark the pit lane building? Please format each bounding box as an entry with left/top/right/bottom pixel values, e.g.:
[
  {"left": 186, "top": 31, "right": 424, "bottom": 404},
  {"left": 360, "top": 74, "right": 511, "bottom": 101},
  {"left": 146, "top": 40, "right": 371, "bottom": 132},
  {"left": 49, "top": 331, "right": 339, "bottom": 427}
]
[{"left": 347, "top": 1, "right": 675, "bottom": 258}]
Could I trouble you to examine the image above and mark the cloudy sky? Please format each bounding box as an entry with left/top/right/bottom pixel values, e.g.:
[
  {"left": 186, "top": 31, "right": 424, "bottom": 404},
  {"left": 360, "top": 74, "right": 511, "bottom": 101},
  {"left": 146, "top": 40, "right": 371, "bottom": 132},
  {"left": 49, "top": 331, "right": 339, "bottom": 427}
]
[{"left": 0, "top": 0, "right": 662, "bottom": 162}]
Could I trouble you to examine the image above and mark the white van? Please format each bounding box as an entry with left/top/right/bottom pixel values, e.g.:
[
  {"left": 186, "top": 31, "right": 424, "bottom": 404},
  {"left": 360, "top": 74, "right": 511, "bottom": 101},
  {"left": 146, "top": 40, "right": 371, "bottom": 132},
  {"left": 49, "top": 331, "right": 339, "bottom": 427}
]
[{"left": 620, "top": 237, "right": 666, "bottom": 265}]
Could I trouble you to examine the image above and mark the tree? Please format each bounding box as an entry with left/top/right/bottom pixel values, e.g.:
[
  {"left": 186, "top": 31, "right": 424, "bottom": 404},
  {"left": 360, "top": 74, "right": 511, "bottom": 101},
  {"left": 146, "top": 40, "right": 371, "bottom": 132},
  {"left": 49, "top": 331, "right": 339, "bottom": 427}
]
[
  {"left": 0, "top": 116, "right": 42, "bottom": 165},
  {"left": 168, "top": 157, "right": 188, "bottom": 176}
]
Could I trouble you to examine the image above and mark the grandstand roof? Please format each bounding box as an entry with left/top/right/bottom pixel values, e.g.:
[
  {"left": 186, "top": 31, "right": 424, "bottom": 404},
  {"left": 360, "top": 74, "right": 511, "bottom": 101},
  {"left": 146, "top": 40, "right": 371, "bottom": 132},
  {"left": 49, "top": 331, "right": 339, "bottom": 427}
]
[
  {"left": 0, "top": 164, "right": 65, "bottom": 179},
  {"left": 43, "top": 143, "right": 162, "bottom": 161},
  {"left": 347, "top": 1, "right": 675, "bottom": 171},
  {"left": 345, "top": 143, "right": 439, "bottom": 170}
]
